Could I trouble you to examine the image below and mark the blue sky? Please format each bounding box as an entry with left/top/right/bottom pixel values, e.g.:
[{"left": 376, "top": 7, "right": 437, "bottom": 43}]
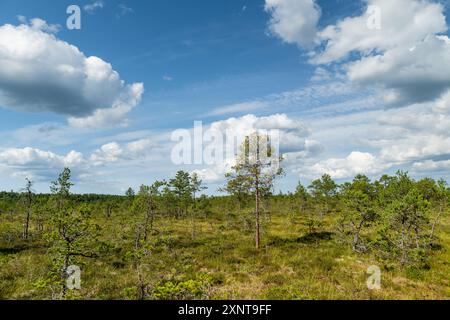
[{"left": 0, "top": 0, "right": 449, "bottom": 194}]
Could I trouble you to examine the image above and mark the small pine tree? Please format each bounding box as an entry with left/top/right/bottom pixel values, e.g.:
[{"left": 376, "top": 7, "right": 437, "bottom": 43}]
[
  {"left": 189, "top": 173, "right": 206, "bottom": 239},
  {"left": 340, "top": 175, "right": 379, "bottom": 252},
  {"left": 379, "top": 172, "right": 432, "bottom": 267},
  {"left": 21, "top": 178, "right": 34, "bottom": 240},
  {"left": 169, "top": 171, "right": 192, "bottom": 217},
  {"left": 224, "top": 133, "right": 284, "bottom": 250},
  {"left": 45, "top": 168, "right": 100, "bottom": 299}
]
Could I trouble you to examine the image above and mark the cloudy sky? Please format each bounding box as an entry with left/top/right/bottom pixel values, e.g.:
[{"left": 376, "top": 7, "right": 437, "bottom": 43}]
[{"left": 0, "top": 0, "right": 449, "bottom": 194}]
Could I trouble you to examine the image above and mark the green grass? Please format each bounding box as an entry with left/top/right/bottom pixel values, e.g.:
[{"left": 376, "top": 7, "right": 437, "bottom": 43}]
[{"left": 0, "top": 206, "right": 449, "bottom": 300}]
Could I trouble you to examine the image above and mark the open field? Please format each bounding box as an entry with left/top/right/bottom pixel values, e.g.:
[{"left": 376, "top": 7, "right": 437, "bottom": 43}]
[{"left": 1, "top": 184, "right": 449, "bottom": 300}]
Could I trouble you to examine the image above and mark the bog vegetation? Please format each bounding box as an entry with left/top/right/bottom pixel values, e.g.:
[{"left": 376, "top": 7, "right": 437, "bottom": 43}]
[{"left": 0, "top": 136, "right": 449, "bottom": 300}]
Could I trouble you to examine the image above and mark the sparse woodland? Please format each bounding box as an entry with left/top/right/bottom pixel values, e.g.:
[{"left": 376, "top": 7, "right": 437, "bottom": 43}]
[{"left": 0, "top": 136, "right": 449, "bottom": 300}]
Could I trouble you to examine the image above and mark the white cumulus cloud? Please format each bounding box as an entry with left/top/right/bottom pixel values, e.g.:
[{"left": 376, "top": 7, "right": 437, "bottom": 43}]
[
  {"left": 266, "top": 0, "right": 450, "bottom": 107},
  {"left": 302, "top": 151, "right": 386, "bottom": 179},
  {"left": 90, "top": 139, "right": 156, "bottom": 166},
  {"left": 265, "top": 0, "right": 321, "bottom": 48},
  {"left": 0, "top": 147, "right": 85, "bottom": 182},
  {"left": 0, "top": 21, "right": 144, "bottom": 128}
]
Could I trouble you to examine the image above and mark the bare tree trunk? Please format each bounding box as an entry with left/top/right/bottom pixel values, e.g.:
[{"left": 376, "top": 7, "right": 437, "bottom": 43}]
[
  {"left": 23, "top": 188, "right": 32, "bottom": 239},
  {"left": 137, "top": 266, "right": 147, "bottom": 300},
  {"left": 414, "top": 227, "right": 420, "bottom": 249},
  {"left": 400, "top": 224, "right": 407, "bottom": 267},
  {"left": 61, "top": 241, "right": 71, "bottom": 299},
  {"left": 255, "top": 175, "right": 260, "bottom": 251},
  {"left": 106, "top": 205, "right": 112, "bottom": 219},
  {"left": 191, "top": 213, "right": 196, "bottom": 240},
  {"left": 23, "top": 210, "right": 31, "bottom": 239},
  {"left": 429, "top": 203, "right": 444, "bottom": 247},
  {"left": 142, "top": 196, "right": 155, "bottom": 242},
  {"left": 352, "top": 219, "right": 365, "bottom": 252},
  {"left": 191, "top": 192, "right": 196, "bottom": 240},
  {"left": 352, "top": 231, "right": 360, "bottom": 252},
  {"left": 134, "top": 227, "right": 142, "bottom": 250},
  {"left": 37, "top": 217, "right": 44, "bottom": 233},
  {"left": 143, "top": 210, "right": 151, "bottom": 242}
]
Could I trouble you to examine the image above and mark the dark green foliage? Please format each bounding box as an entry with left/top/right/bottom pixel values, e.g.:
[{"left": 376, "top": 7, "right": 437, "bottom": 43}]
[{"left": 339, "top": 175, "right": 379, "bottom": 252}]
